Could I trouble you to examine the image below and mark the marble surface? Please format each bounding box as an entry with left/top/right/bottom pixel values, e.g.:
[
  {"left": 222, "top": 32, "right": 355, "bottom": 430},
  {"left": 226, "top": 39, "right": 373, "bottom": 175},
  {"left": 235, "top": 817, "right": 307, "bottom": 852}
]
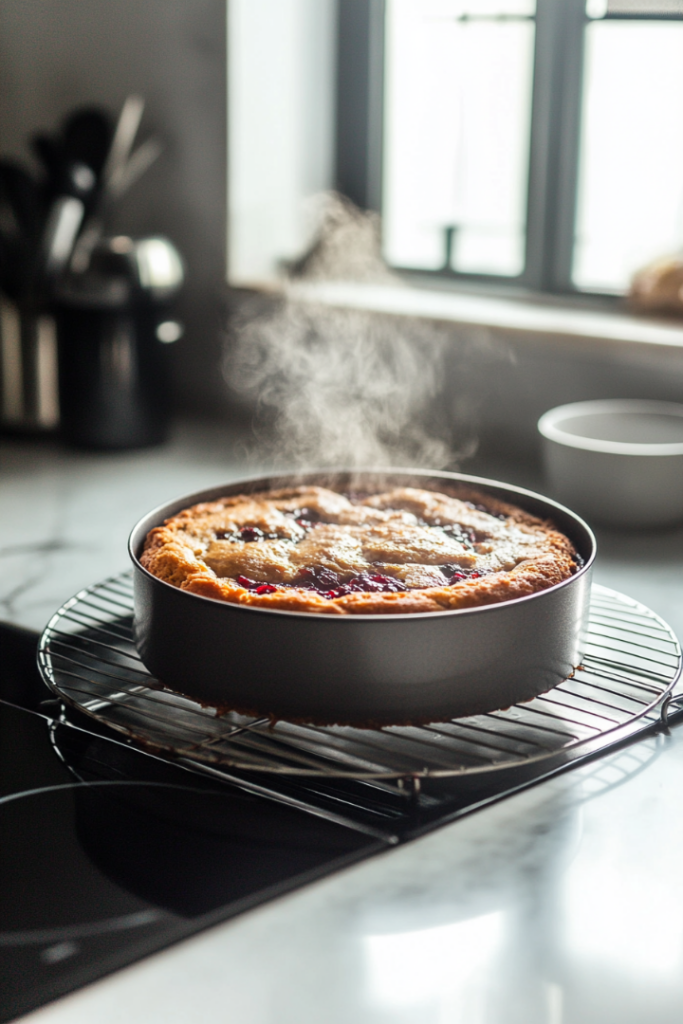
[
  {"left": 0, "top": 421, "right": 267, "bottom": 633},
  {"left": 3, "top": 422, "right": 683, "bottom": 1022}
]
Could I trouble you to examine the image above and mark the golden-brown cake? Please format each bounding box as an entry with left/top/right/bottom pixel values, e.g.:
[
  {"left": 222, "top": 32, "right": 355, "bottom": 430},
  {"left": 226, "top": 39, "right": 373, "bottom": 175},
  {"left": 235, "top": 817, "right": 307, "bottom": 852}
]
[{"left": 140, "top": 485, "right": 579, "bottom": 615}]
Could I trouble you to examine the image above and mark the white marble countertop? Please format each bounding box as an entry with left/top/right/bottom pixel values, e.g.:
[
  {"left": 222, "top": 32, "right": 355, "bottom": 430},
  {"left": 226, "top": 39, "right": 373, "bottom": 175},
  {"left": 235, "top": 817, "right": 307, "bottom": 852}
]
[
  {"left": 3, "top": 422, "right": 683, "bottom": 1023},
  {"left": 0, "top": 420, "right": 267, "bottom": 634}
]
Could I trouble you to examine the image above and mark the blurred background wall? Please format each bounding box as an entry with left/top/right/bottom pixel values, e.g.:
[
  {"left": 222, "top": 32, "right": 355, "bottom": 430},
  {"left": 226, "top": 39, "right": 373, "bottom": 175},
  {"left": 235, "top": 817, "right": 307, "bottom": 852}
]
[
  {"left": 227, "top": 0, "right": 336, "bottom": 286},
  {"left": 0, "top": 0, "right": 227, "bottom": 415}
]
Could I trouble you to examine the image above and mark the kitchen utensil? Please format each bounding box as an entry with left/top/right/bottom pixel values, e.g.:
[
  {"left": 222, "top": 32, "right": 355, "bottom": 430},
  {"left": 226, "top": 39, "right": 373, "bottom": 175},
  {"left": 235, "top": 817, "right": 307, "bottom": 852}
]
[
  {"left": 108, "top": 136, "right": 163, "bottom": 202},
  {"left": 539, "top": 399, "right": 683, "bottom": 528},
  {"left": 39, "top": 108, "right": 112, "bottom": 281},
  {"left": 0, "top": 230, "right": 26, "bottom": 303},
  {"left": 133, "top": 236, "right": 185, "bottom": 300},
  {"left": 0, "top": 160, "right": 44, "bottom": 245},
  {"left": 0, "top": 161, "right": 59, "bottom": 432},
  {"left": 0, "top": 296, "right": 58, "bottom": 431},
  {"left": 0, "top": 160, "right": 45, "bottom": 298},
  {"left": 69, "top": 96, "right": 162, "bottom": 274},
  {"left": 41, "top": 193, "right": 87, "bottom": 278},
  {"left": 62, "top": 107, "right": 112, "bottom": 179},
  {"left": 54, "top": 235, "right": 183, "bottom": 449},
  {"left": 102, "top": 95, "right": 145, "bottom": 196},
  {"left": 129, "top": 471, "right": 595, "bottom": 727},
  {"left": 31, "top": 133, "right": 64, "bottom": 193}
]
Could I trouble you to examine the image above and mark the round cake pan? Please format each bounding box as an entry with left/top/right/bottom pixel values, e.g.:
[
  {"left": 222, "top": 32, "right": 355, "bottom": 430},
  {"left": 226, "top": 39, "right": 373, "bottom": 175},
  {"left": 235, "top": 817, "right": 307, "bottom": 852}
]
[
  {"left": 129, "top": 470, "right": 595, "bottom": 727},
  {"left": 539, "top": 399, "right": 683, "bottom": 528}
]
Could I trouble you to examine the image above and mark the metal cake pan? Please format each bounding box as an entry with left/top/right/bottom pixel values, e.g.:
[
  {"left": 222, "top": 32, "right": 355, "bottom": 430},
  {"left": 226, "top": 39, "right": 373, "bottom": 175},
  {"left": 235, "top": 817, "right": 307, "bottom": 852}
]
[{"left": 129, "top": 470, "right": 596, "bottom": 726}]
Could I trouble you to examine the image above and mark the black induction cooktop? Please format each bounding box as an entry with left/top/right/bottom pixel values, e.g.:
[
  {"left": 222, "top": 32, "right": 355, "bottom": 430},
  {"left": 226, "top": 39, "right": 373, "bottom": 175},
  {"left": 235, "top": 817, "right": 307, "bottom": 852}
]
[{"left": 0, "top": 623, "right": 380, "bottom": 1022}]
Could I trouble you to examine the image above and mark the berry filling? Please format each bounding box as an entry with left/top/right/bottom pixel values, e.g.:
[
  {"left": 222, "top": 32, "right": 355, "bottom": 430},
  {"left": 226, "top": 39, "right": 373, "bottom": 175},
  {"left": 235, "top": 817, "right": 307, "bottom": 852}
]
[
  {"left": 283, "top": 507, "right": 324, "bottom": 531},
  {"left": 225, "top": 506, "right": 496, "bottom": 598},
  {"left": 439, "top": 564, "right": 485, "bottom": 584},
  {"left": 319, "top": 572, "right": 409, "bottom": 599},
  {"left": 215, "top": 525, "right": 287, "bottom": 542},
  {"left": 239, "top": 526, "right": 264, "bottom": 542},
  {"left": 235, "top": 577, "right": 279, "bottom": 594},
  {"left": 292, "top": 567, "right": 408, "bottom": 597},
  {"left": 233, "top": 566, "right": 490, "bottom": 599},
  {"left": 296, "top": 566, "right": 343, "bottom": 590}
]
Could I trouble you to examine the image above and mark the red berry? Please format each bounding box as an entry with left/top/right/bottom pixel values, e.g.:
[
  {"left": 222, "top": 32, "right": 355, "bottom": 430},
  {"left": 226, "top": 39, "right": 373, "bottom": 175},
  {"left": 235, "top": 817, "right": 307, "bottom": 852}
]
[
  {"left": 240, "top": 526, "right": 263, "bottom": 542},
  {"left": 255, "top": 584, "right": 277, "bottom": 595}
]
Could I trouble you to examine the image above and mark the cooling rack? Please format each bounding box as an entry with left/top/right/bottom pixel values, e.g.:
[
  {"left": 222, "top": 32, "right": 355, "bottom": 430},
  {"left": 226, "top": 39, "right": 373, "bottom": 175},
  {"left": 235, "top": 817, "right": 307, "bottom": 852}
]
[{"left": 38, "top": 573, "right": 682, "bottom": 793}]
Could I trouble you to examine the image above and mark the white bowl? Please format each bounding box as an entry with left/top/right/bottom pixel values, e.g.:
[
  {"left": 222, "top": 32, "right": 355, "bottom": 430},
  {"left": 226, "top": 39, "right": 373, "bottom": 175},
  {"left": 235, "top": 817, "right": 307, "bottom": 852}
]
[{"left": 538, "top": 400, "right": 683, "bottom": 528}]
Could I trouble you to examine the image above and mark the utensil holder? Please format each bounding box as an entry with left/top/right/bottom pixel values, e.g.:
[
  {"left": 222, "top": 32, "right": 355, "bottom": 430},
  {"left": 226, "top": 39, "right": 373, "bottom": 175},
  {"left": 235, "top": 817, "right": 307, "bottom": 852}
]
[
  {"left": 0, "top": 294, "right": 59, "bottom": 433},
  {"left": 55, "top": 301, "right": 173, "bottom": 450}
]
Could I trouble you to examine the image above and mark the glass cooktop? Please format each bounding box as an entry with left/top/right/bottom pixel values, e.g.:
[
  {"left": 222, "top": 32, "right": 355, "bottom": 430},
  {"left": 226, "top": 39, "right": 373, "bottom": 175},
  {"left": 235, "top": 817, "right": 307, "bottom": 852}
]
[{"left": 0, "top": 624, "right": 378, "bottom": 1022}]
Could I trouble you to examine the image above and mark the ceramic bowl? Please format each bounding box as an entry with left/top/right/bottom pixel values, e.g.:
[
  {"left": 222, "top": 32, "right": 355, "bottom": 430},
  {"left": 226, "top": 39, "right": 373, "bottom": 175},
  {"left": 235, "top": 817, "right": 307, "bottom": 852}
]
[{"left": 538, "top": 399, "right": 683, "bottom": 528}]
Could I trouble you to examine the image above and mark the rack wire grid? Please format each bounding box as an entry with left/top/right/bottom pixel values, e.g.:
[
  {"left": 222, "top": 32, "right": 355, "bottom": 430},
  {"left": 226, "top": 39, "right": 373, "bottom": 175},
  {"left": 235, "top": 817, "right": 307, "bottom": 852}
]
[{"left": 39, "top": 572, "right": 682, "bottom": 803}]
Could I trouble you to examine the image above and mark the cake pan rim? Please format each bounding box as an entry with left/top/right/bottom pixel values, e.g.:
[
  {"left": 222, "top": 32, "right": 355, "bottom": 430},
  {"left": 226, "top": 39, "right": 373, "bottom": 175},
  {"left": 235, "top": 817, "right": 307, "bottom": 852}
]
[{"left": 128, "top": 467, "right": 596, "bottom": 622}]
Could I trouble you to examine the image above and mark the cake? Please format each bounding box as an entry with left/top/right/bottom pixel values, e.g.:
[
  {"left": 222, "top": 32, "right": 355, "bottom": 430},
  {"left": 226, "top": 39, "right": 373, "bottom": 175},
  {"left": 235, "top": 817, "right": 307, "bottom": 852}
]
[{"left": 140, "top": 484, "right": 580, "bottom": 616}]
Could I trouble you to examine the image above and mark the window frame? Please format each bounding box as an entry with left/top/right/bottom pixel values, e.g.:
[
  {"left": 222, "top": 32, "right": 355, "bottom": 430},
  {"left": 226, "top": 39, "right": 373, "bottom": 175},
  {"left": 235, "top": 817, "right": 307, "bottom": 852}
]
[{"left": 335, "top": 0, "right": 683, "bottom": 300}]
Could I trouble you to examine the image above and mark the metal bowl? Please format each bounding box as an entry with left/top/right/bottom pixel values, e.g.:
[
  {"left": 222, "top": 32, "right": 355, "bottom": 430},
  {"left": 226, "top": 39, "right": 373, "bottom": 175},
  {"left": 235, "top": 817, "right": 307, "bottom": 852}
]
[{"left": 129, "top": 470, "right": 595, "bottom": 727}]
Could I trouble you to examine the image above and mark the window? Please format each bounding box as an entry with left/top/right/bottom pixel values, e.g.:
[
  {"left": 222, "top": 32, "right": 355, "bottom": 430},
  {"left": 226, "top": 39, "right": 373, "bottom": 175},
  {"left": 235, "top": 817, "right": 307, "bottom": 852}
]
[
  {"left": 338, "top": 0, "right": 683, "bottom": 296},
  {"left": 575, "top": 5, "right": 683, "bottom": 291},
  {"left": 383, "top": 0, "right": 535, "bottom": 278}
]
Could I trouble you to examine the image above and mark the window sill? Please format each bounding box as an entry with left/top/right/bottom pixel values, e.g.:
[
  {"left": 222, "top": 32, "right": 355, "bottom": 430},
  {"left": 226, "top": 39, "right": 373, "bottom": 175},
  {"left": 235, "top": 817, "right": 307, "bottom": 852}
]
[{"left": 284, "top": 279, "right": 683, "bottom": 351}]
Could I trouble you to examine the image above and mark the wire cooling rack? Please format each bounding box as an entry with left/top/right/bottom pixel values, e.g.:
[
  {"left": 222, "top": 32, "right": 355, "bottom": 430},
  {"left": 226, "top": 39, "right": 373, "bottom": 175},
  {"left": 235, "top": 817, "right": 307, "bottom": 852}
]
[{"left": 37, "top": 573, "right": 681, "bottom": 791}]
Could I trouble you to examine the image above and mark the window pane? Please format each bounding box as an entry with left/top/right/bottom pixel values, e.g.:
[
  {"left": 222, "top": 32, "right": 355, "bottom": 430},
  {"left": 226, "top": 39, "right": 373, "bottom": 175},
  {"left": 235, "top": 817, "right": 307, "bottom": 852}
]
[
  {"left": 587, "top": 0, "right": 683, "bottom": 15},
  {"left": 573, "top": 21, "right": 683, "bottom": 292},
  {"left": 459, "top": 0, "right": 535, "bottom": 12},
  {"left": 382, "top": 0, "right": 535, "bottom": 276}
]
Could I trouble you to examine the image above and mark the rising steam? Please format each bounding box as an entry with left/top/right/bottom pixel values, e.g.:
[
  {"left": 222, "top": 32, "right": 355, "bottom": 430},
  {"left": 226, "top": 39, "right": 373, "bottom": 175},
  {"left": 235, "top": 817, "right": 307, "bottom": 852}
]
[{"left": 224, "top": 194, "right": 481, "bottom": 471}]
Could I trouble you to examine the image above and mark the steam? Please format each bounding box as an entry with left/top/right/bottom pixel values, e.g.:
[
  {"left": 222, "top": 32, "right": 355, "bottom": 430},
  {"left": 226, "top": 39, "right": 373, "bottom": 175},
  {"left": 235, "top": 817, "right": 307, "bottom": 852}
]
[
  {"left": 224, "top": 194, "right": 480, "bottom": 471},
  {"left": 287, "top": 193, "right": 397, "bottom": 285}
]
